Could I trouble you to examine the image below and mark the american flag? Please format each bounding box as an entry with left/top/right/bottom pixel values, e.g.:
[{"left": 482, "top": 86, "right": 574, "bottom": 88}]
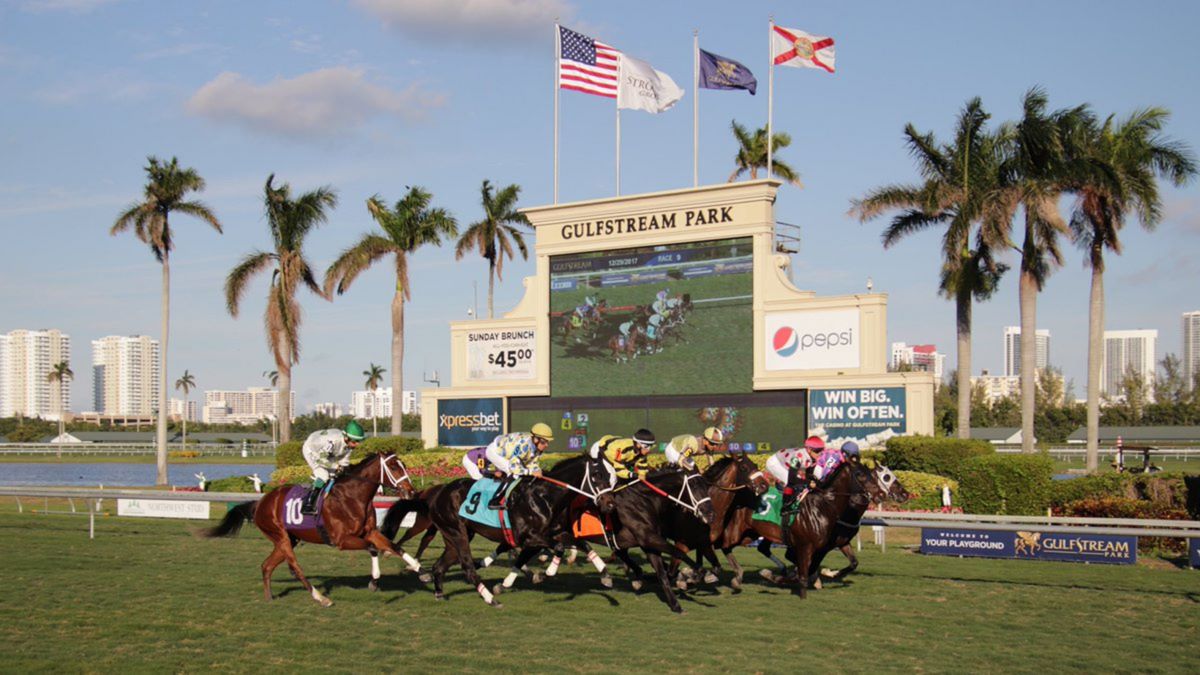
[{"left": 558, "top": 26, "right": 620, "bottom": 99}]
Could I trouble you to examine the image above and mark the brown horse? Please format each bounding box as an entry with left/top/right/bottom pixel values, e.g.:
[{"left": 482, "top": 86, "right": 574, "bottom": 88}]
[
  {"left": 201, "top": 452, "right": 419, "bottom": 607},
  {"left": 608, "top": 324, "right": 642, "bottom": 362}
]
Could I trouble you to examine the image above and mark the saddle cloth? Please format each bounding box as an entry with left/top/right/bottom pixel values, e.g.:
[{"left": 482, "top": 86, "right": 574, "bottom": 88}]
[
  {"left": 753, "top": 486, "right": 783, "bottom": 526},
  {"left": 458, "top": 478, "right": 511, "bottom": 530},
  {"left": 281, "top": 485, "right": 327, "bottom": 537}
]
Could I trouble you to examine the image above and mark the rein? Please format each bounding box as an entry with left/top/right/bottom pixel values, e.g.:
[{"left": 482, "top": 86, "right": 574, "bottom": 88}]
[
  {"left": 634, "top": 472, "right": 711, "bottom": 517},
  {"left": 533, "top": 460, "right": 612, "bottom": 503},
  {"left": 378, "top": 454, "right": 411, "bottom": 489}
]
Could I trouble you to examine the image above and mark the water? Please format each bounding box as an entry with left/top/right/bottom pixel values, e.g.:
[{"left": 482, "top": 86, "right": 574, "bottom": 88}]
[{"left": 0, "top": 463, "right": 276, "bottom": 488}]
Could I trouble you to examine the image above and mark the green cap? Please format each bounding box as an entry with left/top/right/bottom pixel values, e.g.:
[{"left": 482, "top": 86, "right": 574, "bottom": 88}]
[{"left": 345, "top": 420, "right": 366, "bottom": 441}]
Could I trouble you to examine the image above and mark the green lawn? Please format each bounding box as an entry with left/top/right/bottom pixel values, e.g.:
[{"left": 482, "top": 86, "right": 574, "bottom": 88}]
[{"left": 1, "top": 505, "right": 1197, "bottom": 673}]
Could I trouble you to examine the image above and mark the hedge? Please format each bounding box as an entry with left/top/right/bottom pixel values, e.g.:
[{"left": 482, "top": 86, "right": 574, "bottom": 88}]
[
  {"left": 275, "top": 441, "right": 303, "bottom": 469},
  {"left": 957, "top": 453, "right": 1055, "bottom": 515},
  {"left": 1049, "top": 472, "right": 1191, "bottom": 511},
  {"left": 881, "top": 436, "right": 994, "bottom": 480},
  {"left": 276, "top": 437, "right": 441, "bottom": 469},
  {"left": 891, "top": 471, "right": 957, "bottom": 511},
  {"left": 204, "top": 475, "right": 259, "bottom": 493},
  {"left": 1058, "top": 496, "right": 1189, "bottom": 553}
]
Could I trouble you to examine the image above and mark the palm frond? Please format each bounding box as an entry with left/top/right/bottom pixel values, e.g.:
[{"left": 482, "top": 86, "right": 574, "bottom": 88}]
[{"left": 224, "top": 250, "right": 274, "bottom": 317}]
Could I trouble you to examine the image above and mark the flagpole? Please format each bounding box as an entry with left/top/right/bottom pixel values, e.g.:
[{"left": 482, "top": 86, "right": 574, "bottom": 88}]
[
  {"left": 693, "top": 30, "right": 699, "bottom": 188},
  {"left": 554, "top": 22, "right": 560, "bottom": 204},
  {"left": 616, "top": 107, "right": 621, "bottom": 196},
  {"left": 767, "top": 17, "right": 774, "bottom": 179}
]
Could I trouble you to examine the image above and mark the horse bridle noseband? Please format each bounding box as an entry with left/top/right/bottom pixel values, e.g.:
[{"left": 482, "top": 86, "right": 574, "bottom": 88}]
[
  {"left": 379, "top": 454, "right": 411, "bottom": 489},
  {"left": 712, "top": 456, "right": 766, "bottom": 493}
]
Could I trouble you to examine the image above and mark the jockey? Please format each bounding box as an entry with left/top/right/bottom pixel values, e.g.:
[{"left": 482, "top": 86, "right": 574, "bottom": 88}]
[
  {"left": 604, "top": 428, "right": 656, "bottom": 481},
  {"left": 651, "top": 296, "right": 667, "bottom": 317},
  {"left": 484, "top": 422, "right": 554, "bottom": 508},
  {"left": 300, "top": 420, "right": 366, "bottom": 515},
  {"left": 461, "top": 446, "right": 496, "bottom": 481},
  {"left": 617, "top": 320, "right": 635, "bottom": 348},
  {"left": 812, "top": 442, "right": 846, "bottom": 483},
  {"left": 587, "top": 434, "right": 619, "bottom": 459},
  {"left": 764, "top": 436, "right": 825, "bottom": 508},
  {"left": 646, "top": 314, "right": 663, "bottom": 351},
  {"left": 663, "top": 427, "right": 725, "bottom": 470},
  {"left": 840, "top": 441, "right": 861, "bottom": 463}
]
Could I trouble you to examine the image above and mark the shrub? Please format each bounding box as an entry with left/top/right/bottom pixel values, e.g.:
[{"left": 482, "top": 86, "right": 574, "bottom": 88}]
[
  {"left": 892, "top": 471, "right": 957, "bottom": 511},
  {"left": 1057, "top": 496, "right": 1189, "bottom": 553},
  {"left": 882, "top": 436, "right": 994, "bottom": 480},
  {"left": 358, "top": 436, "right": 426, "bottom": 457},
  {"left": 270, "top": 465, "right": 310, "bottom": 487},
  {"left": 1049, "top": 472, "right": 1191, "bottom": 510},
  {"left": 205, "top": 475, "right": 258, "bottom": 493},
  {"left": 275, "top": 441, "right": 304, "bottom": 469},
  {"left": 957, "top": 453, "right": 1054, "bottom": 515}
]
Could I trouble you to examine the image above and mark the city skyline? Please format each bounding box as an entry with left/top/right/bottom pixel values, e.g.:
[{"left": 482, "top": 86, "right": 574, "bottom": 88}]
[{"left": 2, "top": 2, "right": 1198, "bottom": 411}]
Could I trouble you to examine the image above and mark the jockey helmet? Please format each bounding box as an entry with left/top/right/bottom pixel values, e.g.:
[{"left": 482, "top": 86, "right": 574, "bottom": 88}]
[
  {"left": 633, "top": 428, "right": 656, "bottom": 448},
  {"left": 702, "top": 427, "right": 725, "bottom": 444},
  {"left": 344, "top": 420, "right": 366, "bottom": 442},
  {"left": 840, "top": 441, "right": 861, "bottom": 457},
  {"left": 530, "top": 422, "right": 555, "bottom": 442},
  {"left": 804, "top": 435, "right": 825, "bottom": 452},
  {"left": 671, "top": 434, "right": 699, "bottom": 455}
]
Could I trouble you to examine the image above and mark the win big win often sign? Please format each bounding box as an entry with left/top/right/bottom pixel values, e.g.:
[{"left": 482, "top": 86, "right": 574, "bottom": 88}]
[{"left": 808, "top": 387, "right": 906, "bottom": 440}]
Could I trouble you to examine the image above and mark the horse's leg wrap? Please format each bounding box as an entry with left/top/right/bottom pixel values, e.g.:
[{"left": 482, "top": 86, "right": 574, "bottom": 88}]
[
  {"left": 477, "top": 583, "right": 495, "bottom": 604},
  {"left": 587, "top": 549, "right": 607, "bottom": 573},
  {"left": 400, "top": 551, "right": 421, "bottom": 572},
  {"left": 480, "top": 555, "right": 495, "bottom": 568},
  {"left": 546, "top": 555, "right": 561, "bottom": 577},
  {"left": 503, "top": 569, "right": 520, "bottom": 588},
  {"left": 371, "top": 553, "right": 381, "bottom": 580}
]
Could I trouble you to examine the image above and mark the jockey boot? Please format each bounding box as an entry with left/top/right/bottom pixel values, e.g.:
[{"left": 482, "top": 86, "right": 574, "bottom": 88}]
[
  {"left": 301, "top": 483, "right": 323, "bottom": 516},
  {"left": 488, "top": 477, "right": 511, "bottom": 510}
]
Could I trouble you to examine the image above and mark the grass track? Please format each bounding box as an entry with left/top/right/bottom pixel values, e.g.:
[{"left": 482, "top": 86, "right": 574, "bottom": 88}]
[{"left": 1, "top": 506, "right": 1198, "bottom": 673}]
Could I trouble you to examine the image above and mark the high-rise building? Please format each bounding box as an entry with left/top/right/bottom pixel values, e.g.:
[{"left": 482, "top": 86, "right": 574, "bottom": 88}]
[
  {"left": 91, "top": 335, "right": 160, "bottom": 416},
  {"left": 351, "top": 388, "right": 417, "bottom": 418},
  {"left": 1184, "top": 311, "right": 1200, "bottom": 392},
  {"left": 1101, "top": 329, "right": 1158, "bottom": 400},
  {"left": 0, "top": 329, "right": 71, "bottom": 419},
  {"left": 169, "top": 398, "right": 198, "bottom": 423},
  {"left": 202, "top": 387, "right": 295, "bottom": 424},
  {"left": 890, "top": 342, "right": 946, "bottom": 384},
  {"left": 311, "top": 402, "right": 345, "bottom": 418},
  {"left": 1003, "top": 326, "right": 1051, "bottom": 377},
  {"left": 971, "top": 369, "right": 1021, "bottom": 405}
]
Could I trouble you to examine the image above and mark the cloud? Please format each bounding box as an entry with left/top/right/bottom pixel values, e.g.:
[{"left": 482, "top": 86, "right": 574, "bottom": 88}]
[
  {"left": 135, "top": 42, "right": 227, "bottom": 61},
  {"left": 185, "top": 67, "right": 445, "bottom": 138},
  {"left": 350, "top": 0, "right": 575, "bottom": 43},
  {"left": 20, "top": 0, "right": 118, "bottom": 12}
]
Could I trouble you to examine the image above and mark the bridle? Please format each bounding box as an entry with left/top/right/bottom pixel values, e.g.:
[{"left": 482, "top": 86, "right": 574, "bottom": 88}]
[
  {"left": 635, "top": 468, "right": 712, "bottom": 518},
  {"left": 379, "top": 453, "right": 412, "bottom": 490},
  {"left": 711, "top": 455, "right": 766, "bottom": 494},
  {"left": 534, "top": 457, "right": 614, "bottom": 504}
]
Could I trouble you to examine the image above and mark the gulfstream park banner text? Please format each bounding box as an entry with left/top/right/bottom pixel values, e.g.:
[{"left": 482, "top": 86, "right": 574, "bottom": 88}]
[{"left": 921, "top": 527, "right": 1137, "bottom": 565}]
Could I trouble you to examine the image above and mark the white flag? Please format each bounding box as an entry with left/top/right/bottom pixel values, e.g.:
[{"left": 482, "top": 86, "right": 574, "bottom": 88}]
[
  {"left": 771, "top": 25, "right": 835, "bottom": 73},
  {"left": 617, "top": 54, "right": 684, "bottom": 114}
]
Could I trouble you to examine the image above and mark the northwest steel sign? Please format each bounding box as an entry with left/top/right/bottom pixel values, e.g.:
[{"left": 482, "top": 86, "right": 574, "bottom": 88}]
[{"left": 921, "top": 527, "right": 1137, "bottom": 565}]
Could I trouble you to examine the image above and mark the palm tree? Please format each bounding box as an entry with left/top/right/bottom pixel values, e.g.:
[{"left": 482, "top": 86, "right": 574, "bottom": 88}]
[
  {"left": 728, "top": 120, "right": 803, "bottom": 187},
  {"left": 1069, "top": 108, "right": 1196, "bottom": 471},
  {"left": 174, "top": 370, "right": 196, "bottom": 449},
  {"left": 988, "top": 89, "right": 1089, "bottom": 452},
  {"left": 324, "top": 186, "right": 457, "bottom": 435},
  {"left": 851, "top": 98, "right": 1007, "bottom": 439},
  {"left": 47, "top": 361, "right": 73, "bottom": 446},
  {"left": 226, "top": 175, "right": 337, "bottom": 443},
  {"left": 362, "top": 362, "right": 386, "bottom": 437},
  {"left": 262, "top": 370, "right": 280, "bottom": 444},
  {"left": 113, "top": 156, "right": 222, "bottom": 485},
  {"left": 455, "top": 180, "right": 531, "bottom": 319}
]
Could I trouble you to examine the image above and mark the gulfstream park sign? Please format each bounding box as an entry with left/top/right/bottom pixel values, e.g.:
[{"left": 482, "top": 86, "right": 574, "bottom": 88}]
[{"left": 558, "top": 205, "right": 735, "bottom": 240}]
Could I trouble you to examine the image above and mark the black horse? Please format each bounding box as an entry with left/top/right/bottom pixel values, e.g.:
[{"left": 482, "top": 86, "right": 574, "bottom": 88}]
[
  {"left": 578, "top": 466, "right": 715, "bottom": 613},
  {"left": 806, "top": 460, "right": 909, "bottom": 586},
  {"left": 417, "top": 454, "right": 615, "bottom": 607}
]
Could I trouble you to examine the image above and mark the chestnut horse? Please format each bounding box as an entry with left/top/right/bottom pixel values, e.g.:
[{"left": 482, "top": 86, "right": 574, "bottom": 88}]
[{"left": 201, "top": 452, "right": 419, "bottom": 607}]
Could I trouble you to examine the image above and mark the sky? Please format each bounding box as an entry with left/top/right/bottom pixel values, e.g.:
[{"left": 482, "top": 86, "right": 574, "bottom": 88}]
[{"left": 2, "top": 0, "right": 1199, "bottom": 412}]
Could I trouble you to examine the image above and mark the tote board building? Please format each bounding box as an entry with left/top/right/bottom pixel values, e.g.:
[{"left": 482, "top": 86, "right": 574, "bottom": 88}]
[{"left": 422, "top": 181, "right": 934, "bottom": 453}]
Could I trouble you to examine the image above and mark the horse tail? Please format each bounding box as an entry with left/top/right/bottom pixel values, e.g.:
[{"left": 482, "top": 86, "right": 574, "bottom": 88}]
[
  {"left": 199, "top": 500, "right": 257, "bottom": 538},
  {"left": 381, "top": 498, "right": 429, "bottom": 539}
]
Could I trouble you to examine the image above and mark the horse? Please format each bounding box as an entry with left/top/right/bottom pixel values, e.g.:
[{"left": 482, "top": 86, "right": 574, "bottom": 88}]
[
  {"left": 200, "top": 452, "right": 419, "bottom": 607},
  {"left": 608, "top": 324, "right": 642, "bottom": 363},
  {"left": 577, "top": 466, "right": 716, "bottom": 613},
  {"left": 806, "top": 461, "right": 909, "bottom": 585},
  {"left": 663, "top": 455, "right": 770, "bottom": 589},
  {"left": 420, "top": 454, "right": 616, "bottom": 607}
]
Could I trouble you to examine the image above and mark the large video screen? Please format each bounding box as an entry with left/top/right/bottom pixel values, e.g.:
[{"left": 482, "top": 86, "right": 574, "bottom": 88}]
[{"left": 549, "top": 237, "right": 753, "bottom": 397}]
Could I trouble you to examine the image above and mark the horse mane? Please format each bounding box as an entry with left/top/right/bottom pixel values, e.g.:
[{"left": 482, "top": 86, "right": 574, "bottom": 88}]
[{"left": 703, "top": 456, "right": 737, "bottom": 481}]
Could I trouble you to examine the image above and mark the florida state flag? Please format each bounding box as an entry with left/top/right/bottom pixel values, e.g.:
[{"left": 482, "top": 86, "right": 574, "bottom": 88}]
[{"left": 771, "top": 25, "right": 835, "bottom": 73}]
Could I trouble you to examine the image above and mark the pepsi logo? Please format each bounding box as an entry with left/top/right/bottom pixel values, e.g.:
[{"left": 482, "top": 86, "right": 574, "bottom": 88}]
[{"left": 773, "top": 327, "right": 798, "bottom": 357}]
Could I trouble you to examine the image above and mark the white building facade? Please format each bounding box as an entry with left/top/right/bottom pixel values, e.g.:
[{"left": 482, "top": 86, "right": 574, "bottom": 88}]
[
  {"left": 351, "top": 388, "right": 417, "bottom": 418},
  {"left": 890, "top": 342, "right": 946, "bottom": 384},
  {"left": 1184, "top": 310, "right": 1200, "bottom": 392},
  {"left": 1101, "top": 329, "right": 1158, "bottom": 400},
  {"left": 1003, "top": 326, "right": 1051, "bottom": 377},
  {"left": 0, "top": 329, "right": 71, "bottom": 420},
  {"left": 311, "top": 402, "right": 345, "bottom": 417},
  {"left": 971, "top": 370, "right": 1021, "bottom": 405},
  {"left": 169, "top": 398, "right": 198, "bottom": 422},
  {"left": 202, "top": 387, "right": 295, "bottom": 424},
  {"left": 91, "top": 335, "right": 159, "bottom": 416}
]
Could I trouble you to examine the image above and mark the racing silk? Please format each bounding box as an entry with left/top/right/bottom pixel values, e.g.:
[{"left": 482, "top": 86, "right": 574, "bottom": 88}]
[
  {"left": 663, "top": 434, "right": 699, "bottom": 469},
  {"left": 484, "top": 432, "right": 542, "bottom": 477},
  {"left": 302, "top": 429, "right": 352, "bottom": 482},
  {"left": 646, "top": 314, "right": 663, "bottom": 340},
  {"left": 765, "top": 447, "right": 814, "bottom": 485},
  {"left": 812, "top": 448, "right": 846, "bottom": 482},
  {"left": 604, "top": 438, "right": 650, "bottom": 480},
  {"left": 462, "top": 446, "right": 490, "bottom": 481},
  {"left": 619, "top": 321, "right": 634, "bottom": 337},
  {"left": 651, "top": 299, "right": 667, "bottom": 316}
]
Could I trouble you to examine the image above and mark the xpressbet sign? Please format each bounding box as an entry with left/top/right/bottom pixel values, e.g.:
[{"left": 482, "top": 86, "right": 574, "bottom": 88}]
[
  {"left": 764, "top": 308, "right": 860, "bottom": 371},
  {"left": 437, "top": 398, "right": 503, "bottom": 447}
]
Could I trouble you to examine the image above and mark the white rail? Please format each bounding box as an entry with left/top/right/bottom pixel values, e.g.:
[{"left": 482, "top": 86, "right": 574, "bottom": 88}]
[{"left": 862, "top": 509, "right": 1200, "bottom": 539}]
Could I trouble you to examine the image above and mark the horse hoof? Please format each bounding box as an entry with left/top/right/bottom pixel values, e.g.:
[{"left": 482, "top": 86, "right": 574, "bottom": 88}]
[
  {"left": 672, "top": 607, "right": 685, "bottom": 615},
  {"left": 490, "top": 600, "right": 504, "bottom": 609},
  {"left": 675, "top": 579, "right": 688, "bottom": 591},
  {"left": 631, "top": 580, "right": 644, "bottom": 592},
  {"left": 758, "top": 569, "right": 775, "bottom": 581},
  {"left": 730, "top": 578, "right": 742, "bottom": 591},
  {"left": 704, "top": 572, "right": 719, "bottom": 585},
  {"left": 368, "top": 580, "right": 380, "bottom": 592},
  {"left": 492, "top": 583, "right": 504, "bottom": 597},
  {"left": 532, "top": 572, "right": 545, "bottom": 585},
  {"left": 434, "top": 592, "right": 446, "bottom": 601},
  {"left": 820, "top": 568, "right": 837, "bottom": 579},
  {"left": 813, "top": 578, "right": 823, "bottom": 591},
  {"left": 600, "top": 575, "right": 613, "bottom": 589},
  {"left": 419, "top": 573, "right": 433, "bottom": 584},
  {"left": 319, "top": 598, "right": 333, "bottom": 608}
]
